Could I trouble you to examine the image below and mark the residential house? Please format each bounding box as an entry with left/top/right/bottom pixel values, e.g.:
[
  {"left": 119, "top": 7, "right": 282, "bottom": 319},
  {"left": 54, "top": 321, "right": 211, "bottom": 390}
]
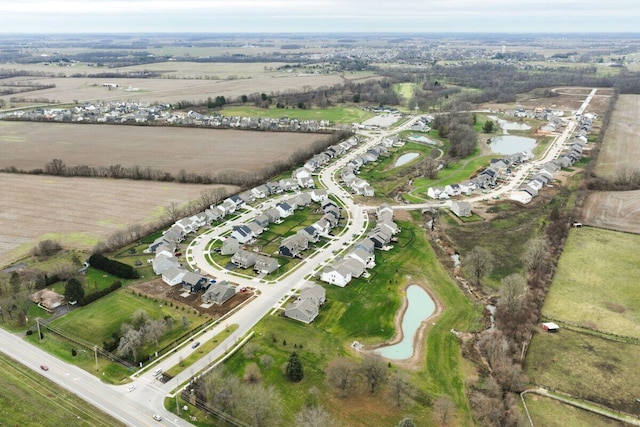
[
  {"left": 205, "top": 207, "right": 224, "bottom": 222},
  {"left": 376, "top": 204, "right": 394, "bottom": 222},
  {"left": 293, "top": 192, "right": 312, "bottom": 207},
  {"left": 153, "top": 254, "right": 180, "bottom": 275},
  {"left": 246, "top": 222, "right": 264, "bottom": 237},
  {"left": 347, "top": 247, "right": 375, "bottom": 269},
  {"left": 312, "top": 218, "right": 332, "bottom": 235},
  {"left": 231, "top": 225, "right": 254, "bottom": 244},
  {"left": 355, "top": 238, "right": 375, "bottom": 255},
  {"left": 251, "top": 185, "right": 269, "bottom": 199},
  {"left": 368, "top": 228, "right": 392, "bottom": 249},
  {"left": 298, "top": 226, "right": 320, "bottom": 243},
  {"left": 254, "top": 255, "right": 279, "bottom": 274},
  {"left": 253, "top": 214, "right": 270, "bottom": 228},
  {"left": 162, "top": 266, "right": 186, "bottom": 286},
  {"left": 451, "top": 201, "right": 472, "bottom": 218},
  {"left": 181, "top": 271, "right": 208, "bottom": 293},
  {"left": 310, "top": 189, "right": 329, "bottom": 202},
  {"left": 30, "top": 289, "right": 66, "bottom": 311},
  {"left": 320, "top": 263, "right": 353, "bottom": 287},
  {"left": 278, "top": 178, "right": 299, "bottom": 192},
  {"left": 264, "top": 208, "right": 281, "bottom": 224},
  {"left": 284, "top": 298, "right": 319, "bottom": 324},
  {"left": 202, "top": 281, "right": 236, "bottom": 305},
  {"left": 220, "top": 237, "right": 240, "bottom": 256},
  {"left": 231, "top": 249, "right": 258, "bottom": 269},
  {"left": 279, "top": 234, "right": 309, "bottom": 257},
  {"left": 276, "top": 202, "right": 294, "bottom": 218}
]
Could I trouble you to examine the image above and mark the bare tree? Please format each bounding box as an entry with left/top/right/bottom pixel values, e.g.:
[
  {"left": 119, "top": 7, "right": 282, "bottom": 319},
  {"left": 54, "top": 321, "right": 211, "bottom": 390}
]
[
  {"left": 521, "top": 237, "right": 550, "bottom": 281},
  {"left": 44, "top": 158, "right": 66, "bottom": 175},
  {"left": 294, "top": 405, "right": 337, "bottom": 427},
  {"left": 203, "top": 368, "right": 241, "bottom": 416},
  {"left": 144, "top": 318, "right": 167, "bottom": 349},
  {"left": 326, "top": 357, "right": 357, "bottom": 398},
  {"left": 199, "top": 187, "right": 228, "bottom": 211},
  {"left": 389, "top": 370, "right": 413, "bottom": 408},
  {"left": 499, "top": 274, "right": 526, "bottom": 317},
  {"left": 360, "top": 355, "right": 388, "bottom": 395},
  {"left": 464, "top": 246, "right": 494, "bottom": 288},
  {"left": 164, "top": 201, "right": 181, "bottom": 224},
  {"left": 239, "top": 385, "right": 282, "bottom": 427},
  {"left": 243, "top": 362, "right": 262, "bottom": 384},
  {"left": 433, "top": 396, "right": 455, "bottom": 426},
  {"left": 117, "top": 324, "right": 143, "bottom": 362}
]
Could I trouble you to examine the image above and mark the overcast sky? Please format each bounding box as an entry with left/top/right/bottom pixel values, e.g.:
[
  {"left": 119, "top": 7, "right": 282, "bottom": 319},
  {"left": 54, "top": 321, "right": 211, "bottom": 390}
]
[{"left": 1, "top": 0, "right": 638, "bottom": 33}]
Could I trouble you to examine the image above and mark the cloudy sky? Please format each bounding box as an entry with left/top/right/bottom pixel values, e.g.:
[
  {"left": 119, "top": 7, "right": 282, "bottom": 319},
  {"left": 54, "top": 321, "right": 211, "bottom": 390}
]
[{"left": 1, "top": 0, "right": 638, "bottom": 33}]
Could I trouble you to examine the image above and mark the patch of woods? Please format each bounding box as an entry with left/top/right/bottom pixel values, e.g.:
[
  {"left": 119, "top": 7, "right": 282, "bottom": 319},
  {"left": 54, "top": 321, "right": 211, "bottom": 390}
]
[
  {"left": 189, "top": 349, "right": 435, "bottom": 427},
  {"left": 459, "top": 202, "right": 572, "bottom": 425},
  {"left": 0, "top": 130, "right": 352, "bottom": 188}
]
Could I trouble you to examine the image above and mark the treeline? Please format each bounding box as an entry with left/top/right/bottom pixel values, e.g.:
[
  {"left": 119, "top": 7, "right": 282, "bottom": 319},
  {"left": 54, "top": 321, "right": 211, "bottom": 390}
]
[
  {"left": 79, "top": 281, "right": 122, "bottom": 307},
  {"left": 88, "top": 254, "right": 139, "bottom": 279},
  {"left": 431, "top": 112, "right": 478, "bottom": 159},
  {"left": 1, "top": 131, "right": 352, "bottom": 189}
]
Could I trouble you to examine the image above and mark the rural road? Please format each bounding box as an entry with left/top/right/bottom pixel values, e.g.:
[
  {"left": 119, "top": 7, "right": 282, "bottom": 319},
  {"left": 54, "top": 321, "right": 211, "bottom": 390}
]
[{"left": 0, "top": 89, "right": 597, "bottom": 427}]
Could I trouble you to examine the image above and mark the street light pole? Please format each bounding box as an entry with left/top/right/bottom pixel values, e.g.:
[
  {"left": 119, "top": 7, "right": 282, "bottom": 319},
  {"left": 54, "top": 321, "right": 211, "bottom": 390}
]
[{"left": 94, "top": 345, "right": 98, "bottom": 371}]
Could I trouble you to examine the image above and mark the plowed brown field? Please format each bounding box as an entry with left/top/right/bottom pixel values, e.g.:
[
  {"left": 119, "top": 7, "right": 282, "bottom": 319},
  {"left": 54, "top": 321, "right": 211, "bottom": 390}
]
[{"left": 581, "top": 190, "right": 640, "bottom": 234}]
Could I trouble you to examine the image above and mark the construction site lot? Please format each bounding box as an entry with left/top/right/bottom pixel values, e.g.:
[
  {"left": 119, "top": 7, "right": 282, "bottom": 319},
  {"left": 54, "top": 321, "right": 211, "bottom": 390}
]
[
  {"left": 595, "top": 94, "right": 640, "bottom": 178},
  {"left": 581, "top": 190, "right": 640, "bottom": 234},
  {"left": 130, "top": 278, "right": 254, "bottom": 318},
  {"left": 0, "top": 172, "right": 236, "bottom": 268},
  {"left": 0, "top": 121, "right": 325, "bottom": 176}
]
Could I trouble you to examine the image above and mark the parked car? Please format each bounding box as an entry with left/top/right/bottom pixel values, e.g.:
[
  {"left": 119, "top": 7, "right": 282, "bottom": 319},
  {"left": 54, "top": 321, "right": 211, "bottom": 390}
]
[
  {"left": 153, "top": 414, "right": 162, "bottom": 421},
  {"left": 40, "top": 364, "right": 49, "bottom": 371},
  {"left": 191, "top": 341, "right": 200, "bottom": 349}
]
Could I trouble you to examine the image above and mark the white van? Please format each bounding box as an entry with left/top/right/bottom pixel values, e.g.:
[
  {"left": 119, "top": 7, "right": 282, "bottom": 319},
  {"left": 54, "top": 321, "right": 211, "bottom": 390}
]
[{"left": 153, "top": 368, "right": 162, "bottom": 377}]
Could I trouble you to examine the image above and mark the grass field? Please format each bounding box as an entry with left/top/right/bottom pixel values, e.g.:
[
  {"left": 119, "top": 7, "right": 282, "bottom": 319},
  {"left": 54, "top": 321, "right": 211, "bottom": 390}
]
[
  {"left": 0, "top": 352, "right": 126, "bottom": 427},
  {"left": 209, "top": 218, "right": 480, "bottom": 426},
  {"left": 595, "top": 95, "right": 640, "bottom": 178},
  {"left": 525, "top": 328, "right": 640, "bottom": 413},
  {"left": 524, "top": 394, "right": 626, "bottom": 427},
  {"left": 221, "top": 105, "right": 375, "bottom": 124},
  {"left": 543, "top": 227, "right": 640, "bottom": 338}
]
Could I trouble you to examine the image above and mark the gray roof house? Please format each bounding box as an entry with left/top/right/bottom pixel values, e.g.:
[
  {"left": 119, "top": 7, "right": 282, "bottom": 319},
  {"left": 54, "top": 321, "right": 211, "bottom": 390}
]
[
  {"left": 279, "top": 234, "right": 309, "bottom": 257},
  {"left": 231, "top": 249, "right": 258, "bottom": 269},
  {"left": 254, "top": 255, "right": 279, "bottom": 274},
  {"left": 284, "top": 299, "right": 319, "bottom": 324},
  {"left": 181, "top": 271, "right": 208, "bottom": 293},
  {"left": 298, "top": 226, "right": 320, "bottom": 243},
  {"left": 264, "top": 208, "right": 281, "bottom": 223},
  {"left": 220, "top": 237, "right": 240, "bottom": 256},
  {"left": 451, "top": 201, "right": 472, "bottom": 218},
  {"left": 253, "top": 214, "right": 270, "bottom": 228},
  {"left": 202, "top": 281, "right": 236, "bottom": 305}
]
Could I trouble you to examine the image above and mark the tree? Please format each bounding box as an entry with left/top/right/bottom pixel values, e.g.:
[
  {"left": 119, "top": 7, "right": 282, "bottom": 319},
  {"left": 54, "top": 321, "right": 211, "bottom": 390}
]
[
  {"left": 360, "top": 355, "right": 387, "bottom": 394},
  {"left": 397, "top": 417, "right": 416, "bottom": 427},
  {"left": 10, "top": 272, "right": 20, "bottom": 296},
  {"left": 389, "top": 370, "right": 413, "bottom": 408},
  {"left": 521, "top": 237, "right": 550, "bottom": 281},
  {"left": 164, "top": 201, "right": 181, "bottom": 224},
  {"left": 294, "top": 405, "right": 336, "bottom": 427},
  {"left": 117, "top": 324, "right": 143, "bottom": 362},
  {"left": 326, "top": 357, "right": 357, "bottom": 398},
  {"left": 286, "top": 351, "right": 304, "bottom": 382},
  {"left": 203, "top": 368, "right": 241, "bottom": 416},
  {"left": 499, "top": 273, "right": 526, "bottom": 317},
  {"left": 144, "top": 318, "right": 167, "bottom": 348},
  {"left": 482, "top": 120, "right": 495, "bottom": 133},
  {"left": 434, "top": 396, "right": 455, "bottom": 426},
  {"left": 45, "top": 158, "right": 66, "bottom": 175},
  {"left": 464, "top": 246, "right": 494, "bottom": 288},
  {"left": 64, "top": 278, "right": 85, "bottom": 303},
  {"left": 240, "top": 385, "right": 282, "bottom": 427},
  {"left": 32, "top": 239, "right": 62, "bottom": 257}
]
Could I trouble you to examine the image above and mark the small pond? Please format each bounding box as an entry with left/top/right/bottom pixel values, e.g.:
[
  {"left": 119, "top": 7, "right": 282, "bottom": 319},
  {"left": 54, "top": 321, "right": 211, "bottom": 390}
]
[
  {"left": 394, "top": 152, "right": 420, "bottom": 167},
  {"left": 490, "top": 135, "right": 536, "bottom": 155},
  {"left": 375, "top": 285, "right": 435, "bottom": 360},
  {"left": 488, "top": 115, "right": 531, "bottom": 131}
]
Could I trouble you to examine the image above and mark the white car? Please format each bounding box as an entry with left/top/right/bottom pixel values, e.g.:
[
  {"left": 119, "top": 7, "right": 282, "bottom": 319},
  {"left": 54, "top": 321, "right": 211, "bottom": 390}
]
[
  {"left": 153, "top": 414, "right": 162, "bottom": 421},
  {"left": 127, "top": 384, "right": 136, "bottom": 392}
]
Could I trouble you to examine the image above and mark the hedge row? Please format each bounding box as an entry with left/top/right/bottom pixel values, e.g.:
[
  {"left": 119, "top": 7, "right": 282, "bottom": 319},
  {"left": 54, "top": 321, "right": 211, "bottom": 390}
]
[
  {"left": 88, "top": 253, "right": 139, "bottom": 279},
  {"left": 79, "top": 281, "right": 122, "bottom": 306}
]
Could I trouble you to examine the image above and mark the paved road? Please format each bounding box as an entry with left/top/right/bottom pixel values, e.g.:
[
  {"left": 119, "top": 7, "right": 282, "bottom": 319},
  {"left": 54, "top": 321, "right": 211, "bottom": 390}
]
[{"left": 0, "top": 91, "right": 597, "bottom": 426}]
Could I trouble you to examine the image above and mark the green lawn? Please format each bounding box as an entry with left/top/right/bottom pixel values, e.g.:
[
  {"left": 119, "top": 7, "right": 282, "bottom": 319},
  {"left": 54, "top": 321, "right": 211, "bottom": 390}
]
[
  {"left": 220, "top": 105, "right": 374, "bottom": 124},
  {"left": 525, "top": 328, "right": 640, "bottom": 414},
  {"left": 215, "top": 218, "right": 480, "bottom": 426},
  {"left": 0, "top": 352, "right": 126, "bottom": 427},
  {"left": 543, "top": 227, "right": 640, "bottom": 338}
]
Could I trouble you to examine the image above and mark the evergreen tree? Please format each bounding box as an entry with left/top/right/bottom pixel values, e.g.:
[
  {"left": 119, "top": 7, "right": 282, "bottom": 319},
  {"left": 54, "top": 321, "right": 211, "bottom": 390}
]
[
  {"left": 64, "top": 278, "right": 85, "bottom": 303},
  {"left": 286, "top": 351, "right": 304, "bottom": 382}
]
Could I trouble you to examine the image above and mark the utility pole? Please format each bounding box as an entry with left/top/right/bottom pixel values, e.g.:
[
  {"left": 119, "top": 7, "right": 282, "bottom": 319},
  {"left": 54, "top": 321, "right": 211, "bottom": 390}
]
[
  {"left": 94, "top": 345, "right": 98, "bottom": 371},
  {"left": 36, "top": 318, "right": 42, "bottom": 341}
]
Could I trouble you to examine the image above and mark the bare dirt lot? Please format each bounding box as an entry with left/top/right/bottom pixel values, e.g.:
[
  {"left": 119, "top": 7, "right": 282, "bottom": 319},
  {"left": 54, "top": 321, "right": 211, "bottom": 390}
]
[
  {"left": 0, "top": 121, "right": 324, "bottom": 175},
  {"left": 581, "top": 190, "right": 640, "bottom": 234},
  {"left": 0, "top": 173, "right": 236, "bottom": 267},
  {"left": 130, "top": 278, "right": 254, "bottom": 319},
  {"left": 595, "top": 94, "right": 640, "bottom": 178}
]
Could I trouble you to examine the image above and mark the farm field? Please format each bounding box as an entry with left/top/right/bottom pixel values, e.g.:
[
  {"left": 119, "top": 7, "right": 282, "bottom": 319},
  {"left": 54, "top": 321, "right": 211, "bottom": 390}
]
[
  {"left": 581, "top": 190, "right": 640, "bottom": 234},
  {"left": 543, "top": 227, "right": 640, "bottom": 338},
  {"left": 0, "top": 121, "right": 324, "bottom": 175},
  {"left": 525, "top": 328, "right": 640, "bottom": 414},
  {"left": 0, "top": 72, "right": 349, "bottom": 107},
  {"left": 595, "top": 94, "right": 640, "bottom": 178},
  {"left": 523, "top": 394, "right": 625, "bottom": 427},
  {"left": 0, "top": 352, "right": 126, "bottom": 427},
  {"left": 0, "top": 172, "right": 235, "bottom": 267}
]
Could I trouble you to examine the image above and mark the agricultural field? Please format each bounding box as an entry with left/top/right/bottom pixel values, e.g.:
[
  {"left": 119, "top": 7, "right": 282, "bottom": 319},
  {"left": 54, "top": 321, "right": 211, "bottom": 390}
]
[
  {"left": 595, "top": 94, "right": 640, "bottom": 178},
  {"left": 543, "top": 227, "right": 640, "bottom": 338},
  {"left": 0, "top": 121, "right": 324, "bottom": 175},
  {"left": 525, "top": 328, "right": 640, "bottom": 414},
  {"left": 220, "top": 105, "right": 374, "bottom": 124},
  {"left": 523, "top": 394, "right": 626, "bottom": 427},
  {"left": 0, "top": 172, "right": 235, "bottom": 267},
  {"left": 581, "top": 190, "right": 640, "bottom": 234},
  {"left": 0, "top": 352, "right": 126, "bottom": 427}
]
